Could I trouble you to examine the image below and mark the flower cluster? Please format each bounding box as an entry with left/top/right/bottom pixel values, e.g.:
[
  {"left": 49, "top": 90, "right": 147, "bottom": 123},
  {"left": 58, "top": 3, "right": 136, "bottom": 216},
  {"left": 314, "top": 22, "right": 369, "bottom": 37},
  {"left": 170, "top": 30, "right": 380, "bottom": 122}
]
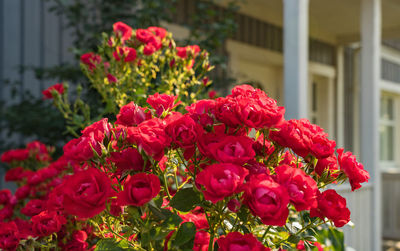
[{"left": 1, "top": 83, "right": 369, "bottom": 250}]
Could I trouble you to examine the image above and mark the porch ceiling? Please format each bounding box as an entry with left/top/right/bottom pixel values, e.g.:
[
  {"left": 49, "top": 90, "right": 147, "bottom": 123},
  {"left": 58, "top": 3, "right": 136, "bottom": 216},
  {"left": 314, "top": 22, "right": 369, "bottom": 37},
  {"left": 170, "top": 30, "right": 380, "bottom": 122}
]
[{"left": 232, "top": 0, "right": 400, "bottom": 45}]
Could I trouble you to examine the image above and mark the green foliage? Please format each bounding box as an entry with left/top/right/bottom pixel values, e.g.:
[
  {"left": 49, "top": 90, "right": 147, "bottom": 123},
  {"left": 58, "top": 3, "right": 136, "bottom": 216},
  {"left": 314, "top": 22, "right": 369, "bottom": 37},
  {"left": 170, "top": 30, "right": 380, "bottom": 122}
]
[
  {"left": 169, "top": 187, "right": 202, "bottom": 212},
  {"left": 94, "top": 239, "right": 130, "bottom": 251}
]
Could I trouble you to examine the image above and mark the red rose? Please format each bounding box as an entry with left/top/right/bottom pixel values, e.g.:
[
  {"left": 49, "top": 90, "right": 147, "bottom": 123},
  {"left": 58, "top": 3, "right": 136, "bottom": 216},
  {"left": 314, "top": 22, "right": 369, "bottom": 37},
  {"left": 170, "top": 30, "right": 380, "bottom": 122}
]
[
  {"left": 115, "top": 102, "right": 151, "bottom": 127},
  {"left": 26, "top": 141, "right": 51, "bottom": 162},
  {"left": 337, "top": 148, "right": 370, "bottom": 191},
  {"left": 208, "top": 135, "right": 255, "bottom": 165},
  {"left": 5, "top": 167, "right": 26, "bottom": 181},
  {"left": 107, "top": 148, "right": 145, "bottom": 175},
  {"left": 0, "top": 206, "right": 14, "bottom": 221},
  {"left": 270, "top": 119, "right": 335, "bottom": 159},
  {"left": 242, "top": 174, "right": 289, "bottom": 226},
  {"left": 136, "top": 29, "right": 154, "bottom": 43},
  {"left": 147, "top": 93, "right": 181, "bottom": 116},
  {"left": 42, "top": 83, "right": 64, "bottom": 99},
  {"left": 185, "top": 99, "right": 216, "bottom": 127},
  {"left": 63, "top": 230, "right": 89, "bottom": 251},
  {"left": 113, "top": 22, "right": 132, "bottom": 42},
  {"left": 297, "top": 240, "right": 323, "bottom": 251},
  {"left": 193, "top": 231, "right": 210, "bottom": 251},
  {"left": 15, "top": 185, "right": 30, "bottom": 200},
  {"left": 215, "top": 97, "right": 241, "bottom": 127},
  {"left": 63, "top": 135, "right": 101, "bottom": 163},
  {"left": 14, "top": 218, "right": 34, "bottom": 240},
  {"left": 21, "top": 199, "right": 46, "bottom": 217},
  {"left": 118, "top": 173, "right": 160, "bottom": 206},
  {"left": 81, "top": 118, "right": 111, "bottom": 142},
  {"left": 165, "top": 113, "right": 203, "bottom": 159},
  {"left": 244, "top": 160, "right": 270, "bottom": 180},
  {"left": 0, "top": 189, "right": 16, "bottom": 206},
  {"left": 113, "top": 46, "right": 137, "bottom": 62},
  {"left": 176, "top": 45, "right": 200, "bottom": 59},
  {"left": 252, "top": 134, "right": 275, "bottom": 157},
  {"left": 275, "top": 165, "right": 318, "bottom": 211},
  {"left": 62, "top": 168, "right": 114, "bottom": 218},
  {"left": 46, "top": 185, "right": 65, "bottom": 212},
  {"left": 0, "top": 149, "right": 29, "bottom": 163},
  {"left": 143, "top": 43, "right": 157, "bottom": 55},
  {"left": 315, "top": 154, "right": 339, "bottom": 177},
  {"left": 80, "top": 52, "right": 101, "bottom": 71},
  {"left": 126, "top": 118, "right": 170, "bottom": 161},
  {"left": 196, "top": 163, "right": 248, "bottom": 203},
  {"left": 227, "top": 199, "right": 241, "bottom": 212},
  {"left": 217, "top": 232, "right": 270, "bottom": 251},
  {"left": 310, "top": 189, "right": 350, "bottom": 227},
  {"left": 31, "top": 211, "right": 66, "bottom": 237},
  {"left": 148, "top": 27, "right": 167, "bottom": 39},
  {"left": 107, "top": 73, "right": 118, "bottom": 83},
  {"left": 0, "top": 222, "right": 20, "bottom": 251}
]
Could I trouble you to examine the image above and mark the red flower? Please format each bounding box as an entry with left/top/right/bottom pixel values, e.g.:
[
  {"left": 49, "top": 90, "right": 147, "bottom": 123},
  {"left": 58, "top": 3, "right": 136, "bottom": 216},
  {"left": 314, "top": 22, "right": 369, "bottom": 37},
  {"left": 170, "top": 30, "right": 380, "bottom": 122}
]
[
  {"left": 148, "top": 26, "right": 167, "bottom": 39},
  {"left": 63, "top": 135, "right": 101, "bottom": 163},
  {"left": 113, "top": 46, "right": 137, "bottom": 62},
  {"left": 113, "top": 22, "right": 132, "bottom": 42},
  {"left": 136, "top": 29, "right": 154, "bottom": 43},
  {"left": 118, "top": 173, "right": 160, "bottom": 206},
  {"left": 115, "top": 102, "right": 150, "bottom": 127},
  {"left": 193, "top": 231, "right": 210, "bottom": 251},
  {"left": 185, "top": 99, "right": 216, "bottom": 127},
  {"left": 81, "top": 118, "right": 111, "bottom": 143},
  {"left": 126, "top": 118, "right": 170, "bottom": 161},
  {"left": 1, "top": 149, "right": 29, "bottom": 163},
  {"left": 196, "top": 163, "right": 248, "bottom": 203},
  {"left": 315, "top": 154, "right": 339, "bottom": 177},
  {"left": 337, "top": 148, "right": 370, "bottom": 191},
  {"left": 21, "top": 199, "right": 46, "bottom": 217},
  {"left": 274, "top": 165, "right": 318, "bottom": 211},
  {"left": 297, "top": 240, "right": 323, "bottom": 251},
  {"left": 80, "top": 52, "right": 101, "bottom": 71},
  {"left": 15, "top": 185, "right": 30, "bottom": 200},
  {"left": 217, "top": 232, "right": 270, "bottom": 251},
  {"left": 147, "top": 93, "right": 181, "bottom": 116},
  {"left": 5, "top": 167, "right": 26, "bottom": 181},
  {"left": 165, "top": 113, "right": 203, "bottom": 159},
  {"left": 0, "top": 221, "right": 20, "bottom": 251},
  {"left": 176, "top": 45, "right": 201, "bottom": 59},
  {"left": 62, "top": 168, "right": 114, "bottom": 218},
  {"left": 42, "top": 83, "right": 64, "bottom": 99},
  {"left": 310, "top": 189, "right": 350, "bottom": 227},
  {"left": 242, "top": 174, "right": 289, "bottom": 226},
  {"left": 107, "top": 148, "right": 145, "bottom": 175},
  {"left": 31, "top": 211, "right": 66, "bottom": 237},
  {"left": 107, "top": 73, "right": 118, "bottom": 83},
  {"left": 208, "top": 135, "right": 255, "bottom": 165},
  {"left": 143, "top": 36, "right": 162, "bottom": 56}
]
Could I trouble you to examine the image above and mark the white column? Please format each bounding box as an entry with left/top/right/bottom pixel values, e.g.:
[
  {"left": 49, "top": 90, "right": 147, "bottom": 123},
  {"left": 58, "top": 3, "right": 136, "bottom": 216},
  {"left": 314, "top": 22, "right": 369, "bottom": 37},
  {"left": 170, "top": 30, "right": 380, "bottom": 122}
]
[
  {"left": 360, "top": 0, "right": 381, "bottom": 250},
  {"left": 336, "top": 47, "right": 345, "bottom": 147},
  {"left": 283, "top": 0, "right": 309, "bottom": 120}
]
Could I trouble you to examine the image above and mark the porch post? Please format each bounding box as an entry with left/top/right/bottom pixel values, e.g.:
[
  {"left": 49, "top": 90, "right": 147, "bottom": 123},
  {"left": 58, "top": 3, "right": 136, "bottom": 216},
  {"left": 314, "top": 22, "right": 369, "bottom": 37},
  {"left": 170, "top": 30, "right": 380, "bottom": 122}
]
[
  {"left": 360, "top": 0, "right": 381, "bottom": 250},
  {"left": 283, "top": 0, "right": 309, "bottom": 119}
]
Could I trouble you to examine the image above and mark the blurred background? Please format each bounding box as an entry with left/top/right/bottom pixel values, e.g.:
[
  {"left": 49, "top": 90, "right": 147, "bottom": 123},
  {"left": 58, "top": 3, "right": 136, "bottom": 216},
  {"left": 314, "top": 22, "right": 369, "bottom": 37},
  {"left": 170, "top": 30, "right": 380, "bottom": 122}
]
[{"left": 1, "top": 0, "right": 399, "bottom": 250}]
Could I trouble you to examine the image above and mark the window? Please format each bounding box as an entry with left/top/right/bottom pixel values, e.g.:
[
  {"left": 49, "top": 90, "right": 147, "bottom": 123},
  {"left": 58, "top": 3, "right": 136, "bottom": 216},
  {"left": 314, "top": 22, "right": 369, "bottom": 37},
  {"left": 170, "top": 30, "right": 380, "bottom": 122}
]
[{"left": 379, "top": 95, "right": 396, "bottom": 163}]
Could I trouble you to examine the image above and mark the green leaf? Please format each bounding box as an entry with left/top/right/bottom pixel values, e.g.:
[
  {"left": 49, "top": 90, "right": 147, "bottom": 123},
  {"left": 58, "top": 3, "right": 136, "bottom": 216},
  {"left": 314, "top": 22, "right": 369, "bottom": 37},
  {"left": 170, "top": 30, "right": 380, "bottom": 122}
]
[
  {"left": 172, "top": 222, "right": 196, "bottom": 247},
  {"left": 169, "top": 188, "right": 201, "bottom": 212},
  {"left": 161, "top": 210, "right": 183, "bottom": 229},
  {"left": 94, "top": 239, "right": 129, "bottom": 251}
]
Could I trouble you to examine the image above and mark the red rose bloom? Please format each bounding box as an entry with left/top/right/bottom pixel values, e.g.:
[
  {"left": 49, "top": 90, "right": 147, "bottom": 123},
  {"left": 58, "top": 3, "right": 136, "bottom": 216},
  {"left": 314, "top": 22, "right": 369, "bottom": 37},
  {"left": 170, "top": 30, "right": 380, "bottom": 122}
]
[
  {"left": 242, "top": 174, "right": 289, "bottom": 226},
  {"left": 5, "top": 167, "right": 26, "bottom": 181},
  {"left": 0, "top": 222, "right": 20, "bottom": 251},
  {"left": 107, "top": 148, "right": 145, "bottom": 175},
  {"left": 148, "top": 26, "right": 167, "bottom": 39},
  {"left": 165, "top": 113, "right": 203, "bottom": 159},
  {"left": 274, "top": 165, "right": 318, "bottom": 211},
  {"left": 193, "top": 231, "right": 210, "bottom": 251},
  {"left": 297, "top": 240, "right": 323, "bottom": 251},
  {"left": 80, "top": 52, "right": 101, "bottom": 71},
  {"left": 217, "top": 232, "right": 270, "bottom": 251},
  {"left": 147, "top": 93, "right": 181, "bottom": 116},
  {"left": 62, "top": 168, "right": 114, "bottom": 218},
  {"left": 115, "top": 102, "right": 150, "bottom": 127},
  {"left": 214, "top": 97, "right": 241, "bottom": 127},
  {"left": 126, "top": 118, "right": 170, "bottom": 161},
  {"left": 1, "top": 149, "right": 29, "bottom": 163},
  {"left": 315, "top": 154, "right": 339, "bottom": 177},
  {"left": 42, "top": 83, "right": 64, "bottom": 99},
  {"left": 107, "top": 73, "right": 118, "bottom": 83},
  {"left": 63, "top": 135, "right": 101, "bottom": 163},
  {"left": 113, "top": 46, "right": 137, "bottom": 62},
  {"left": 208, "top": 135, "right": 255, "bottom": 165},
  {"left": 196, "top": 163, "right": 248, "bottom": 203},
  {"left": 31, "top": 211, "right": 66, "bottom": 237},
  {"left": 21, "top": 199, "right": 46, "bottom": 217},
  {"left": 337, "top": 148, "right": 370, "bottom": 191},
  {"left": 136, "top": 29, "right": 154, "bottom": 43},
  {"left": 310, "top": 189, "right": 350, "bottom": 227},
  {"left": 63, "top": 230, "right": 89, "bottom": 251},
  {"left": 118, "top": 173, "right": 160, "bottom": 206},
  {"left": 185, "top": 99, "right": 216, "bottom": 127},
  {"left": 15, "top": 185, "right": 30, "bottom": 200},
  {"left": 81, "top": 118, "right": 111, "bottom": 142},
  {"left": 113, "top": 21, "right": 132, "bottom": 42}
]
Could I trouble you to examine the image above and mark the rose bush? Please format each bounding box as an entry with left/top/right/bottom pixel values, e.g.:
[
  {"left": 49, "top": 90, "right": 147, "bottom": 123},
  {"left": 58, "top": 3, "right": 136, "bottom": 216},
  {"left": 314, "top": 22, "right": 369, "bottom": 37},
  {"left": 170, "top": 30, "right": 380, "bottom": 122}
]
[{"left": 0, "top": 23, "right": 369, "bottom": 251}]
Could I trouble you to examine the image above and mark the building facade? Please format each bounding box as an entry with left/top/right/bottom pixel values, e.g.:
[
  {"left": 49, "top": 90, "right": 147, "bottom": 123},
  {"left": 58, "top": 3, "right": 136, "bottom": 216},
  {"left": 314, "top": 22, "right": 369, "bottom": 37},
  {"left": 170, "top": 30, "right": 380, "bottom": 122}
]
[{"left": 1, "top": 0, "right": 400, "bottom": 249}]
